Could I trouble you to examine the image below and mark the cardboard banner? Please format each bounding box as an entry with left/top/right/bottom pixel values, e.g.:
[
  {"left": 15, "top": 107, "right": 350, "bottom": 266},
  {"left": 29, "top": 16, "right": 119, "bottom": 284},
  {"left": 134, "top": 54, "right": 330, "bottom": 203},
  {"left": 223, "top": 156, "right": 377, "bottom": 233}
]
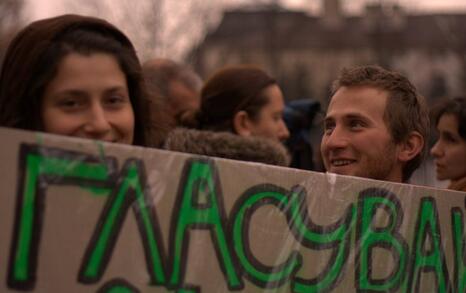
[{"left": 0, "top": 126, "right": 465, "bottom": 292}]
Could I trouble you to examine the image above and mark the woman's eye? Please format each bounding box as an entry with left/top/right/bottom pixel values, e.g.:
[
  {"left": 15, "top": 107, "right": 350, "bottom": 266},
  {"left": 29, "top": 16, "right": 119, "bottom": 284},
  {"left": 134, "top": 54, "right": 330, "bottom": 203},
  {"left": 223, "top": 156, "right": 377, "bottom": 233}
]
[
  {"left": 105, "top": 95, "right": 127, "bottom": 107},
  {"left": 108, "top": 96, "right": 122, "bottom": 103},
  {"left": 58, "top": 98, "right": 81, "bottom": 109},
  {"left": 443, "top": 133, "right": 458, "bottom": 144}
]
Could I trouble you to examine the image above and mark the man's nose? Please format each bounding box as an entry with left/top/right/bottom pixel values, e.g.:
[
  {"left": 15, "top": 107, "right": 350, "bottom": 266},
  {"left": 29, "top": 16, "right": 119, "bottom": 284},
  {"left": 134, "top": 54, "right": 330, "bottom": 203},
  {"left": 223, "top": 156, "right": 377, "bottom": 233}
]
[{"left": 324, "top": 126, "right": 349, "bottom": 149}]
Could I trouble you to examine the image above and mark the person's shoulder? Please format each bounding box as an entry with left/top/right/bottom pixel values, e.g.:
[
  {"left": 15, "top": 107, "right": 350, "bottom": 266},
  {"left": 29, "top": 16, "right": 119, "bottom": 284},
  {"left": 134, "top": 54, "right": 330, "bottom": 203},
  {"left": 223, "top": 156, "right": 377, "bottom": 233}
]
[{"left": 164, "top": 128, "right": 290, "bottom": 166}]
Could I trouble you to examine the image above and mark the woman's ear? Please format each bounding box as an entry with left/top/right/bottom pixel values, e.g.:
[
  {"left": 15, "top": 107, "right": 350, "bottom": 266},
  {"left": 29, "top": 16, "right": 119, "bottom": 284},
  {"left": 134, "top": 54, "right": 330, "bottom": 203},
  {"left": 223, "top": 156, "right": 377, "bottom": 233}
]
[
  {"left": 398, "top": 131, "right": 424, "bottom": 163},
  {"left": 233, "top": 110, "right": 252, "bottom": 137}
]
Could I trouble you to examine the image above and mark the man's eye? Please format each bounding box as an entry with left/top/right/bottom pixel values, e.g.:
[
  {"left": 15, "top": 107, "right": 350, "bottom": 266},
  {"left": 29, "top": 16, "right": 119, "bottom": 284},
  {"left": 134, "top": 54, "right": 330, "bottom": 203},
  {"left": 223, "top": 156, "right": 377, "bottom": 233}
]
[
  {"left": 349, "top": 120, "right": 364, "bottom": 129},
  {"left": 323, "top": 123, "right": 334, "bottom": 134}
]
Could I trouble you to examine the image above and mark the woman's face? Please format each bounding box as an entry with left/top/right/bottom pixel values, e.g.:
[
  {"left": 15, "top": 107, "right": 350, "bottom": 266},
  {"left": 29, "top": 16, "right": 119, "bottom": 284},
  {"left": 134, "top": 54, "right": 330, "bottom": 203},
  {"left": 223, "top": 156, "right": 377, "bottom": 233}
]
[
  {"left": 431, "top": 113, "right": 466, "bottom": 181},
  {"left": 248, "top": 84, "right": 289, "bottom": 142},
  {"left": 41, "top": 52, "right": 135, "bottom": 144}
]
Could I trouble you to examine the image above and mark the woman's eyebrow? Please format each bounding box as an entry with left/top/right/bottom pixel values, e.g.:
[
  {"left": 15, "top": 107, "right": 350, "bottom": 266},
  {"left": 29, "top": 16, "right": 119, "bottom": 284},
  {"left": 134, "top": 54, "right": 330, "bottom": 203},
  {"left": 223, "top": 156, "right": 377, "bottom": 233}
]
[
  {"left": 52, "top": 89, "right": 88, "bottom": 98},
  {"left": 105, "top": 86, "right": 129, "bottom": 94}
]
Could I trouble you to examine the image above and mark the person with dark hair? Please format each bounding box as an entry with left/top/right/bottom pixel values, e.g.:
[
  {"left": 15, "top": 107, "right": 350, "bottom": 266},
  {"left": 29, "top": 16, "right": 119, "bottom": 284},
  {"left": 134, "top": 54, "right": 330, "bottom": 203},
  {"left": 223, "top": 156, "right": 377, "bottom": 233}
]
[
  {"left": 283, "top": 99, "right": 322, "bottom": 171},
  {"left": 164, "top": 65, "right": 291, "bottom": 166},
  {"left": 0, "top": 14, "right": 165, "bottom": 147},
  {"left": 430, "top": 97, "right": 466, "bottom": 192},
  {"left": 321, "top": 65, "right": 429, "bottom": 183},
  {"left": 142, "top": 58, "right": 202, "bottom": 127}
]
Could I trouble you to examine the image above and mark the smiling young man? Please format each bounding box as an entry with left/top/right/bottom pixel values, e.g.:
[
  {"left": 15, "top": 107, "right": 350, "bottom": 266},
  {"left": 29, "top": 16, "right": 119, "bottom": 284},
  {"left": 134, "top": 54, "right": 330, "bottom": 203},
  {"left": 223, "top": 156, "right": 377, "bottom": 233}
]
[{"left": 320, "top": 65, "right": 429, "bottom": 183}]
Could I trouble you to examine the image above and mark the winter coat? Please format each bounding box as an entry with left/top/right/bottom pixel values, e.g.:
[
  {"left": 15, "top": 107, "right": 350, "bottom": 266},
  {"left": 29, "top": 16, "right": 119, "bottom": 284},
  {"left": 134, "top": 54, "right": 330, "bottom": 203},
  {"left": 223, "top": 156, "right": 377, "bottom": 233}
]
[{"left": 164, "top": 128, "right": 290, "bottom": 167}]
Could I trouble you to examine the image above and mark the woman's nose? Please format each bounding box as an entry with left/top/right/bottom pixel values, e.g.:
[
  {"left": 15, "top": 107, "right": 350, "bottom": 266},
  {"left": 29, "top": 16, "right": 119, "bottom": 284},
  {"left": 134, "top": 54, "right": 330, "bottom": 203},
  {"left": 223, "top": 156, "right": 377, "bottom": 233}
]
[
  {"left": 430, "top": 140, "right": 443, "bottom": 158},
  {"left": 278, "top": 120, "right": 290, "bottom": 141},
  {"left": 83, "top": 104, "right": 111, "bottom": 134}
]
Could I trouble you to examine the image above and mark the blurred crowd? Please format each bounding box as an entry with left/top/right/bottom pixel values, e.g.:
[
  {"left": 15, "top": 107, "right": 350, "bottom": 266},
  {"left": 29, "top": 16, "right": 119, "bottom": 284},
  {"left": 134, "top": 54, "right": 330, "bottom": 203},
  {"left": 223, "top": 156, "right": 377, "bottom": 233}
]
[{"left": 0, "top": 14, "right": 465, "bottom": 192}]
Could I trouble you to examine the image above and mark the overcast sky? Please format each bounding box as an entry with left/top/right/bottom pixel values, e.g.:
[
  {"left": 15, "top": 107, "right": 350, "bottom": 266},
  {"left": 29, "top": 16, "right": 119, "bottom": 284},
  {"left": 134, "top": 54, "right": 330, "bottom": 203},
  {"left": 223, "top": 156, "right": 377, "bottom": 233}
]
[
  {"left": 24, "top": 0, "right": 466, "bottom": 60},
  {"left": 283, "top": 0, "right": 466, "bottom": 12},
  {"left": 287, "top": 0, "right": 466, "bottom": 13},
  {"left": 27, "top": 0, "right": 466, "bottom": 20}
]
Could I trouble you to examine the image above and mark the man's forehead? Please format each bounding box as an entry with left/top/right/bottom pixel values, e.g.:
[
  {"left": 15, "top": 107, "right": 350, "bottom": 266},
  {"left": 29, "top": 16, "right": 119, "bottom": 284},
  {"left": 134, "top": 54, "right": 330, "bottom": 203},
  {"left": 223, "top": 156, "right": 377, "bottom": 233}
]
[
  {"left": 326, "top": 86, "right": 389, "bottom": 121},
  {"left": 324, "top": 111, "right": 369, "bottom": 122},
  {"left": 332, "top": 85, "right": 388, "bottom": 99},
  {"left": 329, "top": 86, "right": 387, "bottom": 106}
]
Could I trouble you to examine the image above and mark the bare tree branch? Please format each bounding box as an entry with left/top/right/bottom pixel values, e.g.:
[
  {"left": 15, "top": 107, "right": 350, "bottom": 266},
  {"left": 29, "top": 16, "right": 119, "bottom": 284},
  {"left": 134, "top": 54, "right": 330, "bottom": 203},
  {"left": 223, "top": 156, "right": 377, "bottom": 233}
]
[
  {"left": 58, "top": 0, "right": 224, "bottom": 61},
  {"left": 0, "top": 0, "right": 25, "bottom": 71}
]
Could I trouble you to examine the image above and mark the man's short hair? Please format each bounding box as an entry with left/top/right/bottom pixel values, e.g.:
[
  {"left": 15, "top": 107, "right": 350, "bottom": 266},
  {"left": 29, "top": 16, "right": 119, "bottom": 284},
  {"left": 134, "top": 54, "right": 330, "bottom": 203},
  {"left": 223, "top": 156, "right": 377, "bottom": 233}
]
[
  {"left": 142, "top": 58, "right": 202, "bottom": 102},
  {"left": 331, "top": 65, "right": 429, "bottom": 182}
]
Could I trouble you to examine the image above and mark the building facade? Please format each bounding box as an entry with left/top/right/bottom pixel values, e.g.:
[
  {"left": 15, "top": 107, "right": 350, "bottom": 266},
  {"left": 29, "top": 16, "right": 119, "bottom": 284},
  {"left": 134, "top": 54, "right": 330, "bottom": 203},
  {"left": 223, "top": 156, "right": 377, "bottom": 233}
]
[{"left": 190, "top": 1, "right": 466, "bottom": 106}]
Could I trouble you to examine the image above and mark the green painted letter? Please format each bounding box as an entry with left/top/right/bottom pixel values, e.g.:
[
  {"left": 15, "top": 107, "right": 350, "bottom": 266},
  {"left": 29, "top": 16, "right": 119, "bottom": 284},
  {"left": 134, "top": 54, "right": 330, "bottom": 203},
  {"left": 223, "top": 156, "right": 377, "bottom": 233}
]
[
  {"left": 408, "top": 197, "right": 450, "bottom": 292},
  {"left": 168, "top": 158, "right": 241, "bottom": 290},
  {"left": 79, "top": 159, "right": 166, "bottom": 286},
  {"left": 451, "top": 206, "right": 466, "bottom": 293},
  {"left": 356, "top": 188, "right": 408, "bottom": 292},
  {"left": 231, "top": 184, "right": 302, "bottom": 288},
  {"left": 8, "top": 144, "right": 115, "bottom": 290},
  {"left": 290, "top": 186, "right": 356, "bottom": 293}
]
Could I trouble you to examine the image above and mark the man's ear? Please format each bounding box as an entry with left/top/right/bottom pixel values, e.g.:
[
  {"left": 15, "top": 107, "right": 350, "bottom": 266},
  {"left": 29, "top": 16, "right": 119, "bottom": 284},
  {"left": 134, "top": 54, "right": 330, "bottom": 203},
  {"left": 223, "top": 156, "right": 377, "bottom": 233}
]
[
  {"left": 398, "top": 131, "right": 424, "bottom": 162},
  {"left": 233, "top": 110, "right": 252, "bottom": 136}
]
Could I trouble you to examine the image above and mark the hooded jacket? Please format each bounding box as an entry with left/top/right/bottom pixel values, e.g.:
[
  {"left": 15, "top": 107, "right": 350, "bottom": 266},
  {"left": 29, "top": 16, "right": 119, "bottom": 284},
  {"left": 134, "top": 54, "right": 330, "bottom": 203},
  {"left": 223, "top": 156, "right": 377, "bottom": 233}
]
[
  {"left": 164, "top": 128, "right": 291, "bottom": 167},
  {"left": 0, "top": 14, "right": 137, "bottom": 129}
]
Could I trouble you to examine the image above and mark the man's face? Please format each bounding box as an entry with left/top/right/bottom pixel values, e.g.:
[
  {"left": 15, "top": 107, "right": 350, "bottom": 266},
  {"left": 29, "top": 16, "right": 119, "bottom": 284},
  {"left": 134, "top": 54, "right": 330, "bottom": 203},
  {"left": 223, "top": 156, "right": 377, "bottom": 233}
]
[
  {"left": 320, "top": 86, "right": 403, "bottom": 182},
  {"left": 168, "top": 81, "right": 200, "bottom": 116}
]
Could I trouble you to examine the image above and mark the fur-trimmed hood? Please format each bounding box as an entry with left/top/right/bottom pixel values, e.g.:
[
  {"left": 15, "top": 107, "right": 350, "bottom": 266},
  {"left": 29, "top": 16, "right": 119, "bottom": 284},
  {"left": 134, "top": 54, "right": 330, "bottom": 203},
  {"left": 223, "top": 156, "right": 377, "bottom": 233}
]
[
  {"left": 449, "top": 177, "right": 466, "bottom": 192},
  {"left": 164, "top": 128, "right": 290, "bottom": 166}
]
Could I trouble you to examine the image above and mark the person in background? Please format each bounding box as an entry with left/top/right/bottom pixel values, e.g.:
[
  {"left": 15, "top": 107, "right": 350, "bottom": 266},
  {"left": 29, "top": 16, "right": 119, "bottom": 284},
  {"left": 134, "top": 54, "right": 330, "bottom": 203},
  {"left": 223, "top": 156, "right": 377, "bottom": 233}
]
[
  {"left": 321, "top": 65, "right": 429, "bottom": 183},
  {"left": 283, "top": 98, "right": 322, "bottom": 171},
  {"left": 164, "top": 64, "right": 291, "bottom": 166},
  {"left": 142, "top": 58, "right": 202, "bottom": 127},
  {"left": 0, "top": 14, "right": 165, "bottom": 147},
  {"left": 430, "top": 97, "right": 466, "bottom": 192}
]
